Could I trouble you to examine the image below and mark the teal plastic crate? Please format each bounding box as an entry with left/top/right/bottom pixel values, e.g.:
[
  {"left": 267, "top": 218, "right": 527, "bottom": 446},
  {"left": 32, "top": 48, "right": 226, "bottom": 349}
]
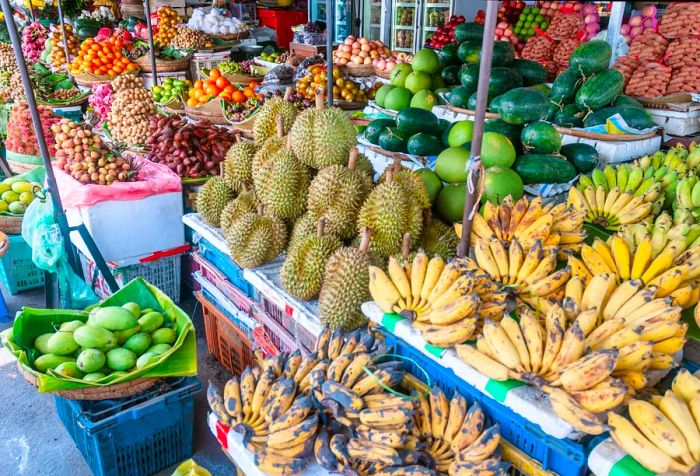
[{"left": 0, "top": 234, "right": 44, "bottom": 294}]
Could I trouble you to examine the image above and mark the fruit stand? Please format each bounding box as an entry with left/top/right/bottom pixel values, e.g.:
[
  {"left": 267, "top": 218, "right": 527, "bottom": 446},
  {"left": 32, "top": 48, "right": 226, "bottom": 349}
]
[{"left": 2, "top": 0, "right": 700, "bottom": 475}]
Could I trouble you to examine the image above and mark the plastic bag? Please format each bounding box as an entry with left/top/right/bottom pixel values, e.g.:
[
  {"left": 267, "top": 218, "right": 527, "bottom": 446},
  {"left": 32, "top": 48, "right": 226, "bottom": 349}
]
[{"left": 22, "top": 193, "right": 98, "bottom": 309}]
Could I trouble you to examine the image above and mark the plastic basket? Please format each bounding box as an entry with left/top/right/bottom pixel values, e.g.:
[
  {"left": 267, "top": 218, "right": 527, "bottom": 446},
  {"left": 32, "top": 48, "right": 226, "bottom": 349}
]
[
  {"left": 54, "top": 377, "right": 200, "bottom": 476},
  {"left": 381, "top": 331, "right": 588, "bottom": 476},
  {"left": 198, "top": 236, "right": 254, "bottom": 297},
  {"left": 79, "top": 249, "right": 182, "bottom": 303},
  {"left": 192, "top": 250, "right": 254, "bottom": 316},
  {"left": 190, "top": 51, "right": 231, "bottom": 80},
  {"left": 0, "top": 234, "right": 45, "bottom": 294},
  {"left": 257, "top": 295, "right": 317, "bottom": 352},
  {"left": 196, "top": 290, "right": 255, "bottom": 376},
  {"left": 200, "top": 284, "right": 255, "bottom": 340}
]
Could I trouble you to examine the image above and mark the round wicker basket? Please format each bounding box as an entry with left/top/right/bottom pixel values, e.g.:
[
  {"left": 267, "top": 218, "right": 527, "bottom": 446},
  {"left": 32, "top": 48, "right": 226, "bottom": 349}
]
[
  {"left": 0, "top": 215, "right": 22, "bottom": 234},
  {"left": 185, "top": 102, "right": 228, "bottom": 125},
  {"left": 73, "top": 70, "right": 140, "bottom": 87},
  {"left": 222, "top": 72, "right": 264, "bottom": 85},
  {"left": 343, "top": 62, "right": 375, "bottom": 77},
  {"left": 209, "top": 31, "right": 250, "bottom": 41},
  {"left": 18, "top": 364, "right": 161, "bottom": 400},
  {"left": 134, "top": 53, "right": 192, "bottom": 73},
  {"left": 446, "top": 105, "right": 500, "bottom": 119},
  {"left": 39, "top": 94, "right": 89, "bottom": 109},
  {"left": 553, "top": 125, "right": 660, "bottom": 142},
  {"left": 373, "top": 66, "right": 391, "bottom": 79},
  {"left": 334, "top": 99, "right": 368, "bottom": 110}
]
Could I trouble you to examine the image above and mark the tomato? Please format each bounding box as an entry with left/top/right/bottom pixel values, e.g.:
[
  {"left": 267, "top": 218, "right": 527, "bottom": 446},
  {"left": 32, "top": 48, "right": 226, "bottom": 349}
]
[
  {"left": 215, "top": 77, "right": 227, "bottom": 89},
  {"left": 194, "top": 80, "right": 203, "bottom": 90},
  {"left": 232, "top": 90, "right": 245, "bottom": 103},
  {"left": 186, "top": 97, "right": 198, "bottom": 107}
]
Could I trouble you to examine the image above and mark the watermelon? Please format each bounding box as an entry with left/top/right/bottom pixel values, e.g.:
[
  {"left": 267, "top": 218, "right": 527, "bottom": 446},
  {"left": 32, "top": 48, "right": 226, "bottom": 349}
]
[
  {"left": 365, "top": 118, "right": 396, "bottom": 144},
  {"left": 554, "top": 103, "right": 585, "bottom": 128},
  {"left": 560, "top": 143, "right": 599, "bottom": 173},
  {"left": 512, "top": 59, "right": 548, "bottom": 86},
  {"left": 441, "top": 65, "right": 460, "bottom": 86},
  {"left": 513, "top": 155, "right": 577, "bottom": 184},
  {"left": 569, "top": 40, "right": 612, "bottom": 76},
  {"left": 496, "top": 88, "right": 549, "bottom": 125},
  {"left": 437, "top": 44, "right": 459, "bottom": 66},
  {"left": 454, "top": 22, "right": 484, "bottom": 43},
  {"left": 489, "top": 67, "right": 523, "bottom": 96},
  {"left": 449, "top": 86, "right": 472, "bottom": 108},
  {"left": 551, "top": 68, "right": 585, "bottom": 105},
  {"left": 575, "top": 69, "right": 624, "bottom": 112},
  {"left": 457, "top": 41, "right": 481, "bottom": 64},
  {"left": 484, "top": 41, "right": 515, "bottom": 67},
  {"left": 459, "top": 64, "right": 480, "bottom": 92},
  {"left": 521, "top": 121, "right": 562, "bottom": 154}
]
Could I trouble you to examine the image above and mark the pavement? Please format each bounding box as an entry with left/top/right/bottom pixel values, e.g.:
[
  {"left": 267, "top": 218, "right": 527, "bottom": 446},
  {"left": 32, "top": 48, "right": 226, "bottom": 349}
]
[{"left": 0, "top": 284, "right": 233, "bottom": 476}]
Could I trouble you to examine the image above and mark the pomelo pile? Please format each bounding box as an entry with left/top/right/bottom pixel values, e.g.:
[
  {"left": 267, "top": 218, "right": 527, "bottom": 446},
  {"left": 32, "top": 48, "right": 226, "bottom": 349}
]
[{"left": 31, "top": 303, "right": 177, "bottom": 382}]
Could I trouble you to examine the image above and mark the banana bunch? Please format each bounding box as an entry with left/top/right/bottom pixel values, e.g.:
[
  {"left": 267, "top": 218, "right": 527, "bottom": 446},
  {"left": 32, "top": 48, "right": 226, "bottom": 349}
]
[
  {"left": 368, "top": 252, "right": 504, "bottom": 347},
  {"left": 472, "top": 237, "right": 570, "bottom": 313},
  {"left": 469, "top": 195, "right": 586, "bottom": 257},
  {"left": 607, "top": 368, "right": 700, "bottom": 474},
  {"left": 455, "top": 304, "right": 628, "bottom": 435},
  {"left": 563, "top": 273, "right": 687, "bottom": 390},
  {"left": 638, "top": 148, "right": 689, "bottom": 178},
  {"left": 570, "top": 163, "right": 661, "bottom": 230},
  {"left": 633, "top": 160, "right": 681, "bottom": 207},
  {"left": 413, "top": 387, "right": 507, "bottom": 476},
  {"left": 673, "top": 176, "right": 700, "bottom": 222},
  {"left": 618, "top": 211, "right": 700, "bottom": 257}
]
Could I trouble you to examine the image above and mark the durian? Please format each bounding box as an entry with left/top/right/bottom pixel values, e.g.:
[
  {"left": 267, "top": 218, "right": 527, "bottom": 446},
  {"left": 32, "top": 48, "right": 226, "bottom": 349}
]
[
  {"left": 257, "top": 145, "right": 310, "bottom": 220},
  {"left": 355, "top": 153, "right": 375, "bottom": 178},
  {"left": 252, "top": 115, "right": 287, "bottom": 186},
  {"left": 379, "top": 161, "right": 431, "bottom": 209},
  {"left": 280, "top": 219, "right": 342, "bottom": 301},
  {"left": 288, "top": 211, "right": 321, "bottom": 252},
  {"left": 252, "top": 95, "right": 298, "bottom": 143},
  {"left": 225, "top": 205, "right": 287, "bottom": 268},
  {"left": 289, "top": 95, "right": 356, "bottom": 169},
  {"left": 196, "top": 176, "right": 235, "bottom": 227},
  {"left": 306, "top": 148, "right": 373, "bottom": 239},
  {"left": 220, "top": 187, "right": 256, "bottom": 232},
  {"left": 356, "top": 170, "right": 423, "bottom": 258},
  {"left": 223, "top": 141, "right": 258, "bottom": 192},
  {"left": 419, "top": 215, "right": 459, "bottom": 259},
  {"left": 318, "top": 229, "right": 371, "bottom": 330}
]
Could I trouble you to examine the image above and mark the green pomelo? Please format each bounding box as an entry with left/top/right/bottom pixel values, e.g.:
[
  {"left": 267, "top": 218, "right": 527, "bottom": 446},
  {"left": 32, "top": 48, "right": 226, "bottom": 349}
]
[
  {"left": 435, "top": 147, "right": 470, "bottom": 183},
  {"left": 435, "top": 184, "right": 467, "bottom": 223},
  {"left": 47, "top": 331, "right": 79, "bottom": 355},
  {"left": 390, "top": 63, "right": 412, "bottom": 87},
  {"left": 481, "top": 132, "right": 516, "bottom": 168},
  {"left": 410, "top": 90, "right": 437, "bottom": 111},
  {"left": 91, "top": 307, "right": 139, "bottom": 331},
  {"left": 77, "top": 348, "right": 106, "bottom": 373},
  {"left": 447, "top": 121, "right": 474, "bottom": 147},
  {"left": 151, "top": 328, "right": 176, "bottom": 345},
  {"left": 384, "top": 87, "right": 412, "bottom": 111},
  {"left": 415, "top": 168, "right": 443, "bottom": 204},
  {"left": 405, "top": 71, "right": 432, "bottom": 94},
  {"left": 483, "top": 166, "right": 523, "bottom": 203},
  {"left": 123, "top": 332, "right": 153, "bottom": 356},
  {"left": 375, "top": 84, "right": 395, "bottom": 108},
  {"left": 74, "top": 325, "right": 117, "bottom": 349},
  {"left": 412, "top": 48, "right": 441, "bottom": 74},
  {"left": 106, "top": 348, "right": 137, "bottom": 371},
  {"left": 138, "top": 312, "right": 164, "bottom": 333}
]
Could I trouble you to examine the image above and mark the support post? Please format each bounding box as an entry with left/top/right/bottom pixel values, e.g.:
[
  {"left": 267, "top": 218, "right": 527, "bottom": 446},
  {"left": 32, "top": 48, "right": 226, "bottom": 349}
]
[
  {"left": 325, "top": 0, "right": 334, "bottom": 105},
  {"left": 456, "top": 1, "right": 498, "bottom": 258},
  {"left": 144, "top": 0, "right": 158, "bottom": 86}
]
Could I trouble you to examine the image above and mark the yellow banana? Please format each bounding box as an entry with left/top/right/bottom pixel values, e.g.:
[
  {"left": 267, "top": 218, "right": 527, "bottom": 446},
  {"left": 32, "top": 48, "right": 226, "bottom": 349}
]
[
  {"left": 610, "top": 235, "right": 631, "bottom": 280},
  {"left": 581, "top": 244, "right": 614, "bottom": 276},
  {"left": 671, "top": 368, "right": 700, "bottom": 403},
  {"left": 568, "top": 254, "right": 592, "bottom": 285},
  {"left": 488, "top": 238, "right": 509, "bottom": 280},
  {"left": 430, "top": 386, "right": 450, "bottom": 439},
  {"left": 564, "top": 276, "right": 583, "bottom": 308},
  {"left": 474, "top": 239, "right": 500, "bottom": 280},
  {"left": 266, "top": 413, "right": 319, "bottom": 450},
  {"left": 658, "top": 389, "right": 700, "bottom": 462},
  {"left": 549, "top": 321, "right": 585, "bottom": 372},
  {"left": 557, "top": 349, "right": 618, "bottom": 392},
  {"left": 639, "top": 320, "right": 682, "bottom": 342},
  {"left": 224, "top": 377, "right": 243, "bottom": 423},
  {"left": 369, "top": 266, "right": 403, "bottom": 313},
  {"left": 470, "top": 213, "right": 495, "bottom": 242},
  {"left": 455, "top": 424, "right": 501, "bottom": 463},
  {"left": 483, "top": 319, "right": 522, "bottom": 371},
  {"left": 500, "top": 316, "right": 531, "bottom": 372},
  {"left": 548, "top": 387, "right": 606, "bottom": 435},
  {"left": 420, "top": 256, "right": 446, "bottom": 304},
  {"left": 629, "top": 399, "right": 693, "bottom": 463},
  {"left": 630, "top": 235, "right": 653, "bottom": 280},
  {"left": 455, "top": 345, "right": 511, "bottom": 381},
  {"left": 516, "top": 240, "right": 544, "bottom": 284},
  {"left": 262, "top": 378, "right": 297, "bottom": 424},
  {"left": 612, "top": 287, "right": 656, "bottom": 321},
  {"left": 581, "top": 273, "right": 616, "bottom": 313},
  {"left": 388, "top": 256, "right": 413, "bottom": 304},
  {"left": 641, "top": 245, "right": 677, "bottom": 283},
  {"left": 592, "top": 326, "right": 641, "bottom": 351},
  {"left": 410, "top": 251, "right": 429, "bottom": 306},
  {"left": 525, "top": 266, "right": 570, "bottom": 297},
  {"left": 592, "top": 238, "right": 617, "bottom": 276},
  {"left": 614, "top": 341, "right": 653, "bottom": 371},
  {"left": 254, "top": 448, "right": 309, "bottom": 475},
  {"left": 652, "top": 336, "right": 686, "bottom": 354},
  {"left": 451, "top": 401, "right": 485, "bottom": 452},
  {"left": 602, "top": 279, "right": 643, "bottom": 321},
  {"left": 241, "top": 367, "right": 257, "bottom": 424},
  {"left": 421, "top": 315, "right": 478, "bottom": 347},
  {"left": 358, "top": 406, "right": 412, "bottom": 428},
  {"left": 444, "top": 393, "right": 468, "bottom": 443},
  {"left": 647, "top": 265, "right": 688, "bottom": 297},
  {"left": 355, "top": 425, "right": 407, "bottom": 449},
  {"left": 507, "top": 239, "right": 523, "bottom": 285},
  {"left": 570, "top": 378, "right": 627, "bottom": 413},
  {"left": 427, "top": 263, "right": 461, "bottom": 304},
  {"left": 340, "top": 353, "right": 372, "bottom": 389},
  {"left": 574, "top": 307, "right": 599, "bottom": 336},
  {"left": 414, "top": 390, "right": 432, "bottom": 436},
  {"left": 428, "top": 293, "right": 479, "bottom": 326}
]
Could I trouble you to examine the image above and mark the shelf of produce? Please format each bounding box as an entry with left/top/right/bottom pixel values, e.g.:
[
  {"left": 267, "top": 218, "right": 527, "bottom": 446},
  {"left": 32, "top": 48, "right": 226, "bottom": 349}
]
[
  {"left": 360, "top": 301, "right": 580, "bottom": 440},
  {"left": 394, "top": 25, "right": 414, "bottom": 29},
  {"left": 207, "top": 413, "right": 328, "bottom": 476},
  {"left": 425, "top": 3, "right": 449, "bottom": 6},
  {"left": 395, "top": 2, "right": 416, "bottom": 6},
  {"left": 183, "top": 213, "right": 323, "bottom": 340},
  {"left": 588, "top": 437, "right": 680, "bottom": 476}
]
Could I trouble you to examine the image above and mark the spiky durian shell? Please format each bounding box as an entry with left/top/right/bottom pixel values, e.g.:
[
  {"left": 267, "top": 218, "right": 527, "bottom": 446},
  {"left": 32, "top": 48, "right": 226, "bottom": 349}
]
[
  {"left": 252, "top": 135, "right": 287, "bottom": 186},
  {"left": 379, "top": 168, "right": 431, "bottom": 209},
  {"left": 220, "top": 190, "right": 257, "bottom": 232},
  {"left": 307, "top": 164, "right": 372, "bottom": 239},
  {"left": 290, "top": 107, "right": 356, "bottom": 169},
  {"left": 281, "top": 232, "right": 342, "bottom": 301},
  {"left": 196, "top": 176, "right": 235, "bottom": 227},
  {"left": 355, "top": 153, "right": 376, "bottom": 178},
  {"left": 252, "top": 97, "right": 298, "bottom": 143},
  {"left": 225, "top": 211, "right": 287, "bottom": 268},
  {"left": 356, "top": 181, "right": 422, "bottom": 258},
  {"left": 288, "top": 211, "right": 321, "bottom": 252},
  {"left": 420, "top": 217, "right": 459, "bottom": 260},
  {"left": 223, "top": 142, "right": 258, "bottom": 192},
  {"left": 257, "top": 149, "right": 310, "bottom": 220},
  {"left": 318, "top": 247, "right": 370, "bottom": 330}
]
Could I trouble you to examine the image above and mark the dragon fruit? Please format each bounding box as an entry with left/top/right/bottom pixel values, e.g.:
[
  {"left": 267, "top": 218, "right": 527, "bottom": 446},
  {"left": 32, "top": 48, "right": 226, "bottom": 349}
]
[
  {"left": 5, "top": 103, "right": 60, "bottom": 156},
  {"left": 88, "top": 83, "right": 114, "bottom": 125},
  {"left": 21, "top": 22, "right": 47, "bottom": 63}
]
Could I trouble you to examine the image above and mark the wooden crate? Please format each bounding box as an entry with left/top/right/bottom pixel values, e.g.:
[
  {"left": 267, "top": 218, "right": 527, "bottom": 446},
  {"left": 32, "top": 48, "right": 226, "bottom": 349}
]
[{"left": 289, "top": 42, "right": 327, "bottom": 58}]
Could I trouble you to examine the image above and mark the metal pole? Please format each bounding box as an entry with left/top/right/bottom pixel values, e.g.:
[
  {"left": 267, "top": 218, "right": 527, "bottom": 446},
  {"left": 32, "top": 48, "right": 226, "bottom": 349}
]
[
  {"left": 456, "top": 1, "right": 497, "bottom": 258},
  {"left": 326, "top": 0, "right": 334, "bottom": 105},
  {"left": 56, "top": 0, "right": 71, "bottom": 70},
  {"left": 144, "top": 0, "right": 158, "bottom": 86}
]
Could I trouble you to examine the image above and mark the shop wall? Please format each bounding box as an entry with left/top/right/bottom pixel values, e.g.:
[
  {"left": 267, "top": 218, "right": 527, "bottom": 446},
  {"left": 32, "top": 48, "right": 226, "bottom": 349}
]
[{"left": 454, "top": 0, "right": 487, "bottom": 20}]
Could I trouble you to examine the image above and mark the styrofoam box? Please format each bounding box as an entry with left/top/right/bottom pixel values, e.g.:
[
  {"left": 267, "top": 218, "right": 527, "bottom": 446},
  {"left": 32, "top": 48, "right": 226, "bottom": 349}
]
[
  {"left": 648, "top": 108, "right": 700, "bottom": 137},
  {"left": 561, "top": 133, "right": 662, "bottom": 165},
  {"left": 67, "top": 191, "right": 185, "bottom": 266}
]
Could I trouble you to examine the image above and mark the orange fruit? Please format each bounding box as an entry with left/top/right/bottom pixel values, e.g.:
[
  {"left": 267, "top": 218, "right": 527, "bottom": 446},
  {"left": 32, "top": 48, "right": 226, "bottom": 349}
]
[
  {"left": 205, "top": 85, "right": 219, "bottom": 97},
  {"left": 186, "top": 97, "right": 197, "bottom": 107},
  {"left": 215, "top": 77, "right": 227, "bottom": 89},
  {"left": 232, "top": 90, "right": 245, "bottom": 103},
  {"left": 243, "top": 88, "right": 254, "bottom": 98},
  {"left": 209, "top": 68, "right": 221, "bottom": 80}
]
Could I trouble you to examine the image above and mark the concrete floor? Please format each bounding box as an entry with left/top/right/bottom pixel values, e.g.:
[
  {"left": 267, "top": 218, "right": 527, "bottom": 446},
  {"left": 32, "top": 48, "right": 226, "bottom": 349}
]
[{"left": 0, "top": 285, "right": 233, "bottom": 476}]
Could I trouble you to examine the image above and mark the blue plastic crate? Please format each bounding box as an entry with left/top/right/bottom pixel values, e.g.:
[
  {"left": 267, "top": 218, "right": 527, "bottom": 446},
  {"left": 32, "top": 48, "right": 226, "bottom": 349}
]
[
  {"left": 0, "top": 234, "right": 45, "bottom": 294},
  {"left": 55, "top": 377, "right": 201, "bottom": 476},
  {"left": 382, "top": 331, "right": 589, "bottom": 476},
  {"left": 198, "top": 236, "right": 255, "bottom": 298}
]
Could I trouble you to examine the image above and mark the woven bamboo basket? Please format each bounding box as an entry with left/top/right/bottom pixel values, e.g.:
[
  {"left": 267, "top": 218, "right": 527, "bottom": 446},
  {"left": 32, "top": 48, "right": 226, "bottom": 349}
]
[
  {"left": 222, "top": 72, "right": 264, "bottom": 85},
  {"left": 134, "top": 53, "right": 192, "bottom": 73},
  {"left": 0, "top": 215, "right": 22, "bottom": 234},
  {"left": 223, "top": 106, "right": 258, "bottom": 133},
  {"left": 185, "top": 100, "right": 228, "bottom": 125},
  {"left": 335, "top": 99, "right": 368, "bottom": 110},
  {"left": 373, "top": 66, "right": 391, "bottom": 79},
  {"left": 73, "top": 70, "right": 140, "bottom": 87},
  {"left": 39, "top": 94, "right": 89, "bottom": 109},
  {"left": 343, "top": 62, "right": 375, "bottom": 77},
  {"left": 553, "top": 125, "right": 660, "bottom": 142},
  {"left": 446, "top": 105, "right": 500, "bottom": 119},
  {"left": 209, "top": 31, "right": 250, "bottom": 41},
  {"left": 18, "top": 364, "right": 161, "bottom": 400}
]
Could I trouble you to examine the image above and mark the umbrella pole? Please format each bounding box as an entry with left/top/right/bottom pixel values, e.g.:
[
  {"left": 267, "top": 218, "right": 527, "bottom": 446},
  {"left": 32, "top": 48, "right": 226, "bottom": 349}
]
[{"left": 144, "top": 0, "right": 158, "bottom": 85}]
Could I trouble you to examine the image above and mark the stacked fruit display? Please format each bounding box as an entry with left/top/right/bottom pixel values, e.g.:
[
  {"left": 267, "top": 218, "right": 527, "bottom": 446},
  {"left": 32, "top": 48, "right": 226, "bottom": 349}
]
[
  {"left": 145, "top": 114, "right": 237, "bottom": 178},
  {"left": 498, "top": 1, "right": 525, "bottom": 26},
  {"left": 364, "top": 108, "right": 445, "bottom": 156},
  {"left": 21, "top": 21, "right": 47, "bottom": 63},
  {"left": 332, "top": 36, "right": 392, "bottom": 67},
  {"left": 374, "top": 48, "right": 445, "bottom": 111},
  {"left": 208, "top": 327, "right": 506, "bottom": 475},
  {"left": 608, "top": 369, "right": 700, "bottom": 473},
  {"left": 5, "top": 103, "right": 60, "bottom": 157},
  {"left": 0, "top": 177, "right": 39, "bottom": 215},
  {"left": 29, "top": 303, "right": 177, "bottom": 381},
  {"left": 620, "top": 4, "right": 658, "bottom": 44},
  {"left": 53, "top": 119, "right": 139, "bottom": 185},
  {"left": 68, "top": 36, "right": 138, "bottom": 76},
  {"left": 425, "top": 15, "right": 466, "bottom": 49},
  {"left": 153, "top": 6, "right": 181, "bottom": 46},
  {"left": 513, "top": 5, "right": 549, "bottom": 42},
  {"left": 151, "top": 77, "right": 192, "bottom": 105},
  {"left": 185, "top": 68, "right": 254, "bottom": 107},
  {"left": 89, "top": 83, "right": 114, "bottom": 125},
  {"left": 47, "top": 24, "right": 80, "bottom": 71},
  {"left": 170, "top": 25, "right": 212, "bottom": 50},
  {"left": 294, "top": 65, "right": 373, "bottom": 103},
  {"left": 108, "top": 74, "right": 156, "bottom": 147}
]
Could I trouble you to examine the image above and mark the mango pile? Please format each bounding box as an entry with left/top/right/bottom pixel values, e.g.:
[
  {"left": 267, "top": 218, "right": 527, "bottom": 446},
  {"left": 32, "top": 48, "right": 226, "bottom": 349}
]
[{"left": 32, "top": 303, "right": 177, "bottom": 382}]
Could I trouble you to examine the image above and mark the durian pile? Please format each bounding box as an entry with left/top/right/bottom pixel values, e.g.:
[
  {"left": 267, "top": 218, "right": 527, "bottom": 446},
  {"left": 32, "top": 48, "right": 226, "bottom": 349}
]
[
  {"left": 208, "top": 327, "right": 507, "bottom": 476},
  {"left": 196, "top": 94, "right": 458, "bottom": 332}
]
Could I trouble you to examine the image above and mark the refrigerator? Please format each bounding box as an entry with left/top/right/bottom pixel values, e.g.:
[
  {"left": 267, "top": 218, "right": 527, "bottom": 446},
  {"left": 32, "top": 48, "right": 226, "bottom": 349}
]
[
  {"left": 362, "top": 0, "right": 384, "bottom": 41},
  {"left": 420, "top": 0, "right": 454, "bottom": 48},
  {"left": 388, "top": 0, "right": 455, "bottom": 52},
  {"left": 309, "top": 0, "right": 355, "bottom": 43}
]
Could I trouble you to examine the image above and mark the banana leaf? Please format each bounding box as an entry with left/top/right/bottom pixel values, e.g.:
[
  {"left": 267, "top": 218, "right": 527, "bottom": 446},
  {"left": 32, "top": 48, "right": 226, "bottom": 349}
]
[{"left": 1, "top": 277, "right": 196, "bottom": 392}]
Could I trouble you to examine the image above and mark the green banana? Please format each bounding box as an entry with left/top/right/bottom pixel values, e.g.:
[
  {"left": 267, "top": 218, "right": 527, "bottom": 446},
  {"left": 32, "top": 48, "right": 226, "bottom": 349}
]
[
  {"left": 603, "top": 165, "right": 617, "bottom": 191},
  {"left": 592, "top": 168, "right": 608, "bottom": 192}
]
